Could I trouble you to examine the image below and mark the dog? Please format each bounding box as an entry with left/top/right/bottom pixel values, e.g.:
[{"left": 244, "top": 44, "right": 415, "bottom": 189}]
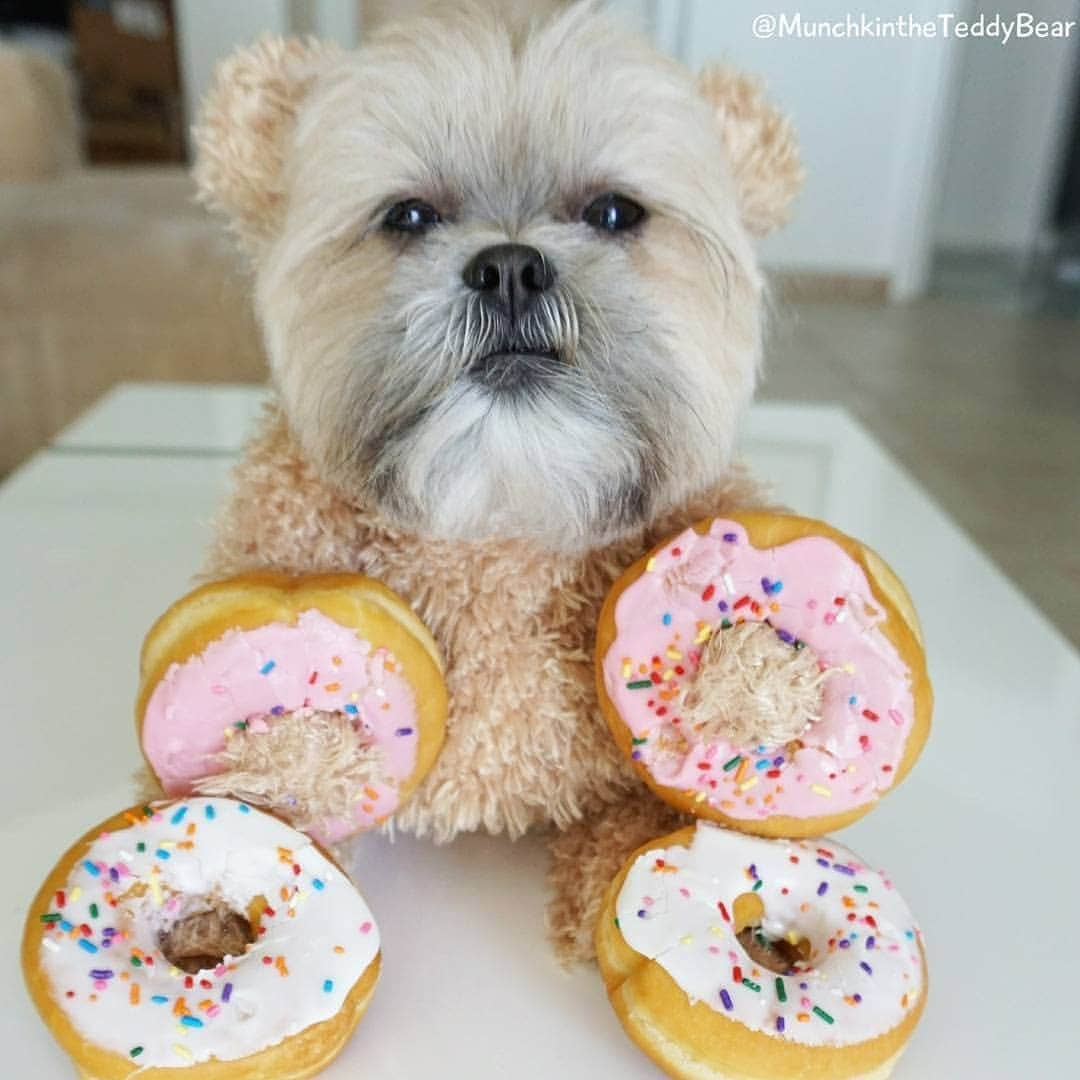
[{"left": 194, "top": 0, "right": 802, "bottom": 961}]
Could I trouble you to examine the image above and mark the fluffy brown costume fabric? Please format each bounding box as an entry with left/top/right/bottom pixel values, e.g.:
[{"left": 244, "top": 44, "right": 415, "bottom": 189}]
[
  {"left": 204, "top": 407, "right": 773, "bottom": 961},
  {"left": 190, "top": 2, "right": 802, "bottom": 965}
]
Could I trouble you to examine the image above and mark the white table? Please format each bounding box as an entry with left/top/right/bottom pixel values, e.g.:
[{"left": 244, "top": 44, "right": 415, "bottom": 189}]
[{"left": 5, "top": 383, "right": 1079, "bottom": 1077}]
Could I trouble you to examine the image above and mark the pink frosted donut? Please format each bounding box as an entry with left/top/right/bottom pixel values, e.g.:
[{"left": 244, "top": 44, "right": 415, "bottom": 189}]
[
  {"left": 596, "top": 514, "right": 931, "bottom": 837},
  {"left": 137, "top": 574, "right": 447, "bottom": 844}
]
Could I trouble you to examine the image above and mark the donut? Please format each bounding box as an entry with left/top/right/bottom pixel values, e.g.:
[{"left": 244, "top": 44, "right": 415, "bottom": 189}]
[
  {"left": 137, "top": 573, "right": 448, "bottom": 844},
  {"left": 23, "top": 796, "right": 381, "bottom": 1078},
  {"left": 596, "top": 513, "right": 931, "bottom": 837},
  {"left": 596, "top": 822, "right": 927, "bottom": 1079}
]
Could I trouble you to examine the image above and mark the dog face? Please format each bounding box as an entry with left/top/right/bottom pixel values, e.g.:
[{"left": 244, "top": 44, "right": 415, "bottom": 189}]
[{"left": 196, "top": 3, "right": 802, "bottom": 551}]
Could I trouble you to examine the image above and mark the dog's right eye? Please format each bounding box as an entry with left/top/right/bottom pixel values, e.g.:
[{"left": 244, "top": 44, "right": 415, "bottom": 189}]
[
  {"left": 582, "top": 192, "right": 646, "bottom": 233},
  {"left": 383, "top": 199, "right": 442, "bottom": 234}
]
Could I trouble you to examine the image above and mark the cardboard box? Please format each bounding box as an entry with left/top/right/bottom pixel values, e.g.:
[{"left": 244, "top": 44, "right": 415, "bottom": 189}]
[{"left": 71, "top": 0, "right": 185, "bottom": 163}]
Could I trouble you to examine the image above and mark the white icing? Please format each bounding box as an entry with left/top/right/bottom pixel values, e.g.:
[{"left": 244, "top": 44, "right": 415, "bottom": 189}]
[
  {"left": 36, "top": 798, "right": 379, "bottom": 1067},
  {"left": 615, "top": 823, "right": 923, "bottom": 1047}
]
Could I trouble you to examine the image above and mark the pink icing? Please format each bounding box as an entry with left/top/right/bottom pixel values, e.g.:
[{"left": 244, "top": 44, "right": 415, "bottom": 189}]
[
  {"left": 603, "top": 519, "right": 916, "bottom": 821},
  {"left": 142, "top": 609, "right": 419, "bottom": 842}
]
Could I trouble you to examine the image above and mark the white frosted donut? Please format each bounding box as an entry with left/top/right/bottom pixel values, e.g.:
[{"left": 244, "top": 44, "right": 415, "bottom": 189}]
[
  {"left": 23, "top": 797, "right": 380, "bottom": 1077},
  {"left": 596, "top": 822, "right": 927, "bottom": 1079}
]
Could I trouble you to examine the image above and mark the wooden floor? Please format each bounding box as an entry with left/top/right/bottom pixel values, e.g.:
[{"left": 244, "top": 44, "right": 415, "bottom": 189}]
[{"left": 2, "top": 169, "right": 1077, "bottom": 647}]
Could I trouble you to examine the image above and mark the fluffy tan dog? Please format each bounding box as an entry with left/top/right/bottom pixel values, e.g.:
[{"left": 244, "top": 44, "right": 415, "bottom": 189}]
[{"left": 193, "top": 0, "right": 801, "bottom": 962}]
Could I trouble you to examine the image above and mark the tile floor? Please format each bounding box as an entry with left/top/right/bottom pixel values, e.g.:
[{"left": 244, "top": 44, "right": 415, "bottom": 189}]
[
  {"left": 762, "top": 298, "right": 1079, "bottom": 647},
  {"left": 1, "top": 171, "right": 1077, "bottom": 647}
]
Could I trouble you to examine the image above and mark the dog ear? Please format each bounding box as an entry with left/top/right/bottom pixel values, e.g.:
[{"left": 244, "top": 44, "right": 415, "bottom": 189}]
[
  {"left": 698, "top": 65, "right": 804, "bottom": 236},
  {"left": 193, "top": 36, "right": 339, "bottom": 252}
]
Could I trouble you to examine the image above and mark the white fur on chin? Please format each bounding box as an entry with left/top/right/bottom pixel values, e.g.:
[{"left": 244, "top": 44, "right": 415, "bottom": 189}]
[{"left": 397, "top": 381, "right": 647, "bottom": 550}]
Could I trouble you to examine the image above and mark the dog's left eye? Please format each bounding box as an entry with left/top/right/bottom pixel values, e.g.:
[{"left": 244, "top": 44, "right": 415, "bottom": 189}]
[
  {"left": 582, "top": 192, "right": 646, "bottom": 233},
  {"left": 383, "top": 199, "right": 442, "bottom": 233}
]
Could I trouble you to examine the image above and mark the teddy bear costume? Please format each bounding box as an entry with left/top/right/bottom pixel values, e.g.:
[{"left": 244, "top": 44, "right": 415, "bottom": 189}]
[{"left": 193, "top": 15, "right": 802, "bottom": 963}]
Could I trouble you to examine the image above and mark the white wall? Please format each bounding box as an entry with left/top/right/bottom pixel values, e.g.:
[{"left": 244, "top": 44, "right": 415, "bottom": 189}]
[
  {"left": 174, "top": 0, "right": 358, "bottom": 135},
  {"left": 679, "top": 0, "right": 960, "bottom": 296},
  {"left": 175, "top": 0, "right": 975, "bottom": 297},
  {"left": 175, "top": 0, "right": 289, "bottom": 135},
  {"left": 934, "top": 0, "right": 1080, "bottom": 255}
]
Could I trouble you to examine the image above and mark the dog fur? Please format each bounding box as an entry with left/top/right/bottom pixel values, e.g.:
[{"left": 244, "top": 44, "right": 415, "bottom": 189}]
[{"left": 195, "top": 0, "right": 801, "bottom": 962}]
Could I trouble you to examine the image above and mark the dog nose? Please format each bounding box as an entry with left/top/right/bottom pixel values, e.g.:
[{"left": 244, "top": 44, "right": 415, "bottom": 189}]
[{"left": 462, "top": 243, "right": 555, "bottom": 318}]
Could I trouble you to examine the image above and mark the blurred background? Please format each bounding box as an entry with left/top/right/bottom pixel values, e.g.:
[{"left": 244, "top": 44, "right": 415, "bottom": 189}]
[{"left": 0, "top": 0, "right": 1077, "bottom": 645}]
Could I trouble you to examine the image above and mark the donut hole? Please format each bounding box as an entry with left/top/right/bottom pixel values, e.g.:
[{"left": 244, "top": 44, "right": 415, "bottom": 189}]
[
  {"left": 731, "top": 890, "right": 765, "bottom": 933},
  {"left": 192, "top": 708, "right": 387, "bottom": 832},
  {"left": 732, "top": 890, "right": 812, "bottom": 976},
  {"left": 682, "top": 621, "right": 831, "bottom": 749},
  {"left": 158, "top": 898, "right": 255, "bottom": 974}
]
